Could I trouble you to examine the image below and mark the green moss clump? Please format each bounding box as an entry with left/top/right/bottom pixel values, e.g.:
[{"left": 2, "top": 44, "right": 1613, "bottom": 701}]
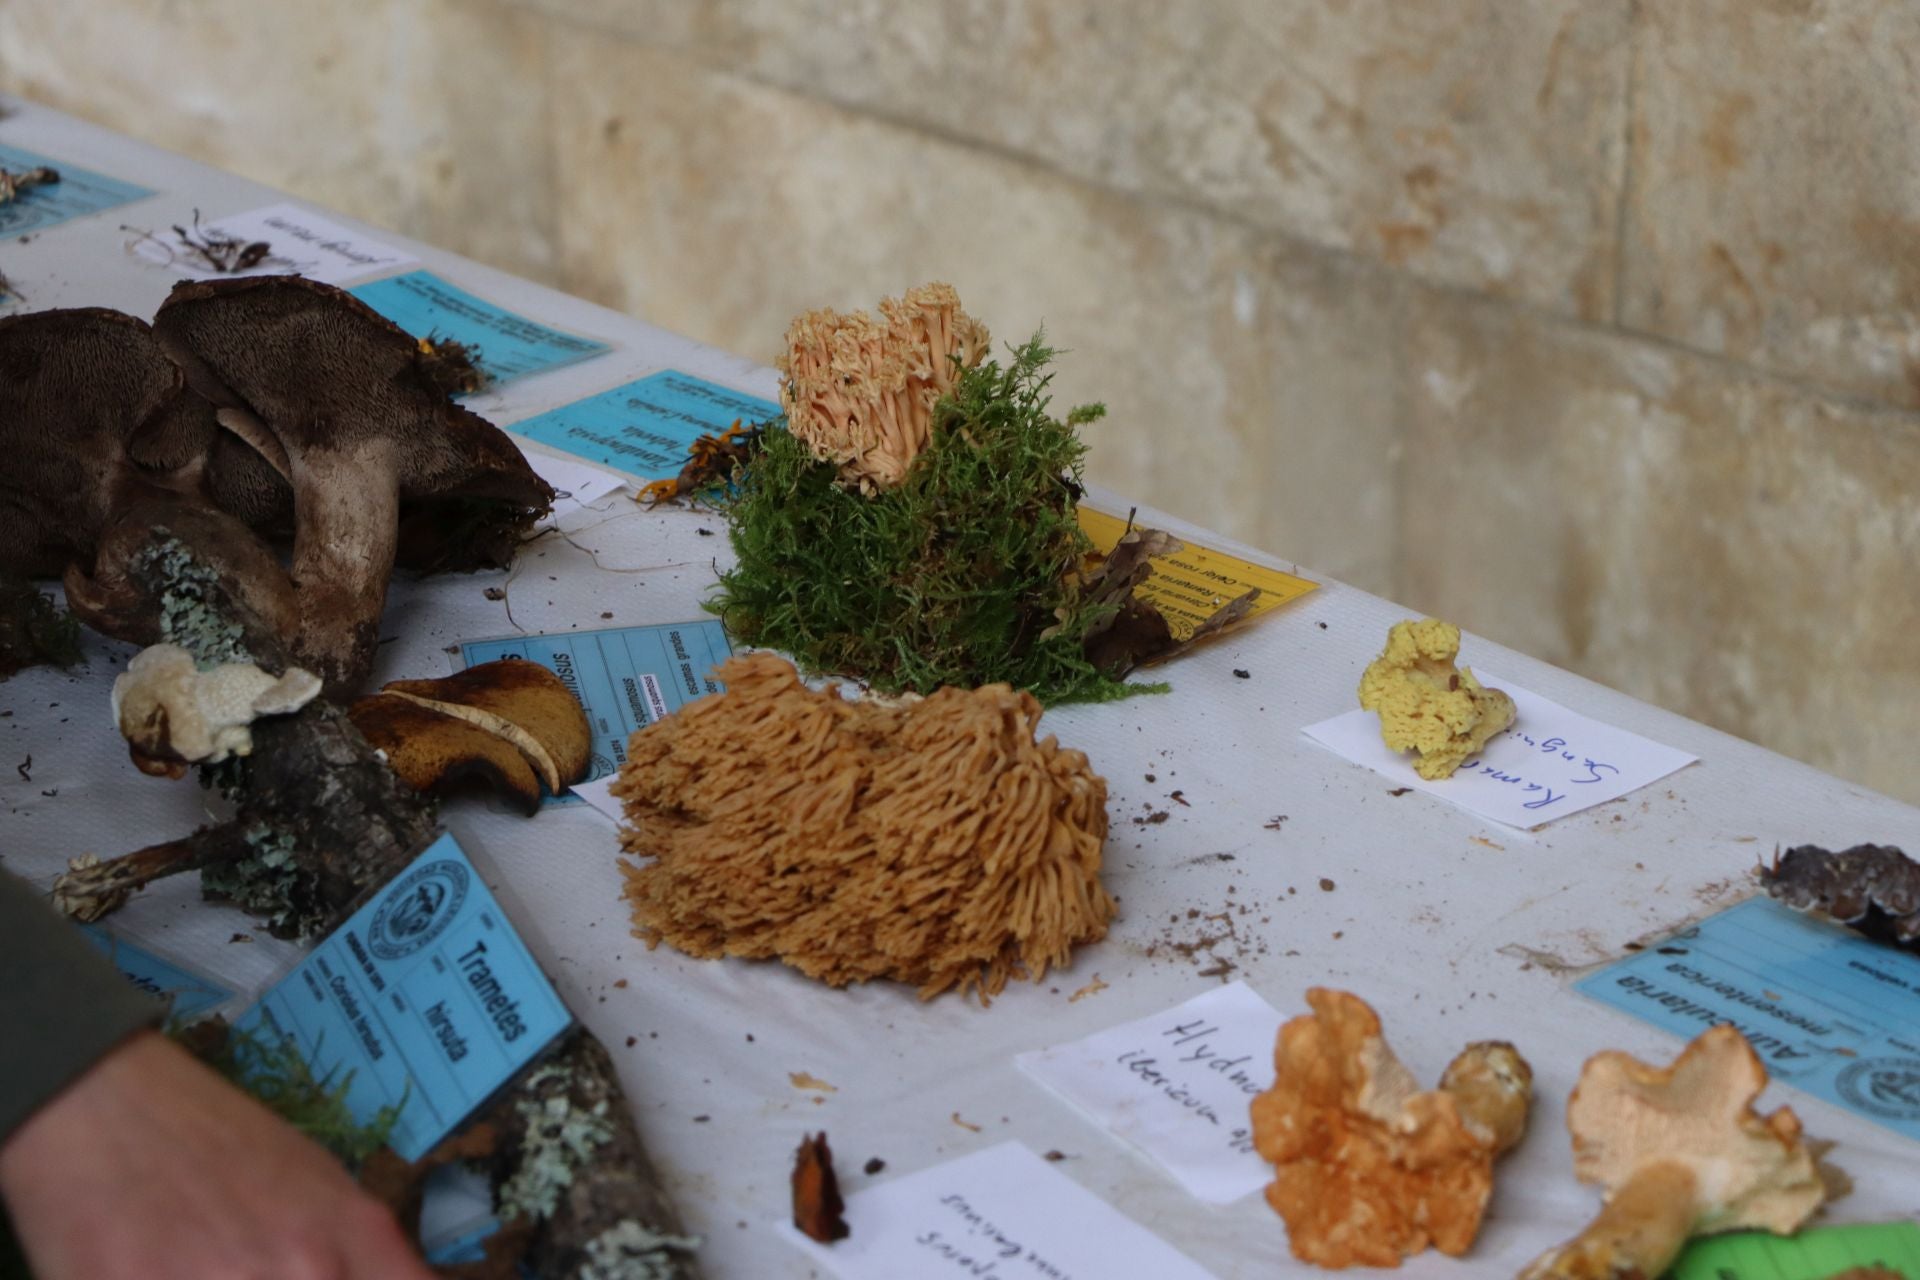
[
  {"left": 708, "top": 334, "right": 1150, "bottom": 704},
  {"left": 0, "top": 576, "right": 80, "bottom": 678}
]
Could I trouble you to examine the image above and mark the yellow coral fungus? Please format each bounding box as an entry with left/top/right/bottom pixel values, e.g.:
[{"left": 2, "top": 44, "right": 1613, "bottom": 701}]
[
  {"left": 778, "top": 282, "right": 991, "bottom": 490},
  {"left": 611, "top": 653, "right": 1114, "bottom": 1001},
  {"left": 1358, "top": 618, "right": 1515, "bottom": 780}
]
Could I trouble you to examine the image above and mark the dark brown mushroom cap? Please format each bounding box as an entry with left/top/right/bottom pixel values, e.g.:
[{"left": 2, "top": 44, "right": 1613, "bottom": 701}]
[
  {"left": 151, "top": 275, "right": 552, "bottom": 509},
  {"left": 0, "top": 308, "right": 217, "bottom": 576}
]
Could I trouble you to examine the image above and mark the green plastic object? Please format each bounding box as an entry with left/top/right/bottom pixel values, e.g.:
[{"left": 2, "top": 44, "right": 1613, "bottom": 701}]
[{"left": 1667, "top": 1223, "right": 1920, "bottom": 1280}]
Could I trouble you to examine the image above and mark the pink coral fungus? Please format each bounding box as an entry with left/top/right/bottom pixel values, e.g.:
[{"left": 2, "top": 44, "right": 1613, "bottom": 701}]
[{"left": 779, "top": 282, "right": 991, "bottom": 490}]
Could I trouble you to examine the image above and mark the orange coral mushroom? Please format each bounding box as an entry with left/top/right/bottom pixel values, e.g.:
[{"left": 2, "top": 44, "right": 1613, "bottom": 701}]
[
  {"left": 779, "top": 282, "right": 990, "bottom": 491},
  {"left": 1250, "top": 988, "right": 1531, "bottom": 1269},
  {"left": 611, "top": 653, "right": 1113, "bottom": 1001}
]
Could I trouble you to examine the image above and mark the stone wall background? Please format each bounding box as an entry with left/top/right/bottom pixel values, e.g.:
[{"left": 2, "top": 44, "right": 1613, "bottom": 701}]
[{"left": 4, "top": 1, "right": 1917, "bottom": 804}]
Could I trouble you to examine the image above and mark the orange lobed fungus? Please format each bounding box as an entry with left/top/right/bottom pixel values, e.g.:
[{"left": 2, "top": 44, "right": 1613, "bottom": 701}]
[
  {"left": 778, "top": 282, "right": 991, "bottom": 491},
  {"left": 610, "top": 653, "right": 1113, "bottom": 1001},
  {"left": 1249, "top": 988, "right": 1532, "bottom": 1269}
]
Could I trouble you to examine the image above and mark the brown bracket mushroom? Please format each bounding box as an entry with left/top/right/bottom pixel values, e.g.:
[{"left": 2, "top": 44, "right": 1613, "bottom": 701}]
[
  {"left": 1249, "top": 988, "right": 1532, "bottom": 1269},
  {"left": 150, "top": 275, "right": 552, "bottom": 693},
  {"left": 1518, "top": 1024, "right": 1829, "bottom": 1280},
  {"left": 349, "top": 658, "right": 592, "bottom": 814},
  {"left": 0, "top": 308, "right": 220, "bottom": 580},
  {"left": 1760, "top": 843, "right": 1920, "bottom": 951}
]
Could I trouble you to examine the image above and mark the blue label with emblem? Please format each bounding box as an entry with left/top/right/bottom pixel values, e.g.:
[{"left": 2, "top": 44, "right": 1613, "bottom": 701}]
[
  {"left": 1578, "top": 895, "right": 1920, "bottom": 1143},
  {"left": 234, "top": 832, "right": 571, "bottom": 1159}
]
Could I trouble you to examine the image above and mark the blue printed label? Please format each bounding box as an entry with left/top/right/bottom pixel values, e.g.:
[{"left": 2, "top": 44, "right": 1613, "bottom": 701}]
[
  {"left": 234, "top": 832, "right": 572, "bottom": 1160},
  {"left": 0, "top": 143, "right": 152, "bottom": 240},
  {"left": 457, "top": 619, "right": 733, "bottom": 793},
  {"left": 79, "top": 925, "right": 235, "bottom": 1020},
  {"left": 1577, "top": 896, "right": 1920, "bottom": 1142},
  {"left": 507, "top": 370, "right": 778, "bottom": 479},
  {"left": 349, "top": 270, "right": 609, "bottom": 387}
]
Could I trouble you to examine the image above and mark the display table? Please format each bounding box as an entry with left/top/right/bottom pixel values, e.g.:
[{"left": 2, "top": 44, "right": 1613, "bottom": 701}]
[{"left": 3, "top": 98, "right": 1916, "bottom": 1278}]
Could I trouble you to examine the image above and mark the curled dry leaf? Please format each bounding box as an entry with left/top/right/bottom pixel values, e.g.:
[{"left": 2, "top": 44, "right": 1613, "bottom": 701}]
[
  {"left": 613, "top": 653, "right": 1113, "bottom": 1001},
  {"left": 1518, "top": 1024, "right": 1828, "bottom": 1280},
  {"left": 638, "top": 420, "right": 766, "bottom": 506},
  {"left": 350, "top": 658, "right": 591, "bottom": 813},
  {"left": 1249, "top": 988, "right": 1531, "bottom": 1269},
  {"left": 791, "top": 1132, "right": 850, "bottom": 1244}
]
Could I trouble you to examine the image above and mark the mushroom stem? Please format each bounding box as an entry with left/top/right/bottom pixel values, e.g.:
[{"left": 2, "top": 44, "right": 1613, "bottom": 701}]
[
  {"left": 1518, "top": 1161, "right": 1698, "bottom": 1280},
  {"left": 288, "top": 441, "right": 400, "bottom": 695},
  {"left": 1441, "top": 1040, "right": 1534, "bottom": 1155},
  {"left": 50, "top": 826, "right": 248, "bottom": 922}
]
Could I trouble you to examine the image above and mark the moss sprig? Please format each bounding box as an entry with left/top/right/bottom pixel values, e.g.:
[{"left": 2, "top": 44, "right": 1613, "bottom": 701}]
[{"left": 708, "top": 333, "right": 1150, "bottom": 704}]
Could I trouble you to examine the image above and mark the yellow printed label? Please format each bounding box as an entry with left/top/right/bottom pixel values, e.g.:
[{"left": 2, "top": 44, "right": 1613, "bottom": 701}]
[{"left": 1077, "top": 507, "right": 1317, "bottom": 640}]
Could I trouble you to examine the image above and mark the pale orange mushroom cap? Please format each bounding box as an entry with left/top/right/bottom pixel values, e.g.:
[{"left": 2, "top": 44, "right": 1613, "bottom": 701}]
[
  {"left": 1250, "top": 988, "right": 1531, "bottom": 1269},
  {"left": 778, "top": 282, "right": 990, "bottom": 491}
]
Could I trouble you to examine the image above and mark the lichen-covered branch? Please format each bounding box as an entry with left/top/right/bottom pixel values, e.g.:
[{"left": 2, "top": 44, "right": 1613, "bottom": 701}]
[{"left": 54, "top": 525, "right": 699, "bottom": 1277}]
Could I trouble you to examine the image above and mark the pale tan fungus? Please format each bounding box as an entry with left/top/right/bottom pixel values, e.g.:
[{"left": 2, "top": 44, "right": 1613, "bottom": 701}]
[
  {"left": 778, "top": 282, "right": 990, "bottom": 491},
  {"left": 110, "top": 643, "right": 321, "bottom": 775},
  {"left": 611, "top": 653, "right": 1113, "bottom": 1001},
  {"left": 1519, "top": 1024, "right": 1829, "bottom": 1280},
  {"left": 1249, "top": 988, "right": 1532, "bottom": 1269}
]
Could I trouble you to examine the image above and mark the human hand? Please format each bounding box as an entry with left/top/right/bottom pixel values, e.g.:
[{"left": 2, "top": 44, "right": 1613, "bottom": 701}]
[{"left": 0, "top": 1030, "right": 434, "bottom": 1280}]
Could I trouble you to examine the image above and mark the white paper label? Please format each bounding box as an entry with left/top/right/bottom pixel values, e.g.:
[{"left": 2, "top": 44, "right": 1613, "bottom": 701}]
[
  {"left": 1017, "top": 982, "right": 1281, "bottom": 1204},
  {"left": 134, "top": 202, "right": 414, "bottom": 285},
  {"left": 1302, "top": 672, "right": 1697, "bottom": 829},
  {"left": 779, "top": 1141, "right": 1217, "bottom": 1280}
]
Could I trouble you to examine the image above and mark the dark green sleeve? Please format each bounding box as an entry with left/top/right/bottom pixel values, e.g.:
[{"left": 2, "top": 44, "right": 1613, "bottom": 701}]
[{"left": 0, "top": 871, "right": 163, "bottom": 1145}]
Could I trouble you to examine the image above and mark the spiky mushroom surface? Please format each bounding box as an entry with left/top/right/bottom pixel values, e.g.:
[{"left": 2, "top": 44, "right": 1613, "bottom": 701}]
[
  {"left": 779, "top": 281, "right": 990, "bottom": 491},
  {"left": 1249, "top": 988, "right": 1532, "bottom": 1268},
  {"left": 611, "top": 652, "right": 1113, "bottom": 1002},
  {"left": 1359, "top": 618, "right": 1516, "bottom": 780},
  {"left": 1519, "top": 1024, "right": 1828, "bottom": 1280}
]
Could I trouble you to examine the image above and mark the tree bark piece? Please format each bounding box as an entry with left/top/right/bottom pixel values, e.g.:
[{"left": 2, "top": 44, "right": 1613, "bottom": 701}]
[{"left": 50, "top": 521, "right": 700, "bottom": 1278}]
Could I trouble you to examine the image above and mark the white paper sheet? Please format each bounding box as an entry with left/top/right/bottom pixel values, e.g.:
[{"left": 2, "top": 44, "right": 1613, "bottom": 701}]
[
  {"left": 570, "top": 775, "right": 623, "bottom": 825},
  {"left": 1302, "top": 671, "right": 1698, "bottom": 829},
  {"left": 522, "top": 449, "right": 627, "bottom": 523},
  {"left": 133, "top": 201, "right": 414, "bottom": 284},
  {"left": 1017, "top": 982, "right": 1281, "bottom": 1204},
  {"left": 778, "top": 1141, "right": 1218, "bottom": 1280}
]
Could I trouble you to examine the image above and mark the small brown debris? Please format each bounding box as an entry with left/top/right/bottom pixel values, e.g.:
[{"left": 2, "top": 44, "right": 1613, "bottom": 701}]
[
  {"left": 1133, "top": 810, "right": 1170, "bottom": 826},
  {"left": 1169, "top": 790, "right": 1189, "bottom": 807},
  {"left": 863, "top": 1157, "right": 885, "bottom": 1176},
  {"left": 612, "top": 978, "right": 628, "bottom": 989},
  {"left": 951, "top": 1112, "right": 983, "bottom": 1133},
  {"left": 483, "top": 586, "right": 507, "bottom": 601},
  {"left": 1318, "top": 878, "right": 1336, "bottom": 892},
  {"left": 415, "top": 334, "right": 491, "bottom": 397},
  {"left": 789, "top": 1071, "right": 838, "bottom": 1093},
  {"left": 791, "top": 1133, "right": 850, "bottom": 1244},
  {"left": 625, "top": 1035, "right": 637, "bottom": 1047},
  {"left": 1068, "top": 973, "right": 1108, "bottom": 1003},
  {"left": 1044, "top": 1150, "right": 1067, "bottom": 1162},
  {"left": 1471, "top": 837, "right": 1505, "bottom": 850},
  {"left": 1265, "top": 815, "right": 1289, "bottom": 830},
  {"left": 15, "top": 755, "right": 29, "bottom": 781},
  {"left": 1232, "top": 669, "right": 1251, "bottom": 679},
  {"left": 1388, "top": 787, "right": 1412, "bottom": 797}
]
